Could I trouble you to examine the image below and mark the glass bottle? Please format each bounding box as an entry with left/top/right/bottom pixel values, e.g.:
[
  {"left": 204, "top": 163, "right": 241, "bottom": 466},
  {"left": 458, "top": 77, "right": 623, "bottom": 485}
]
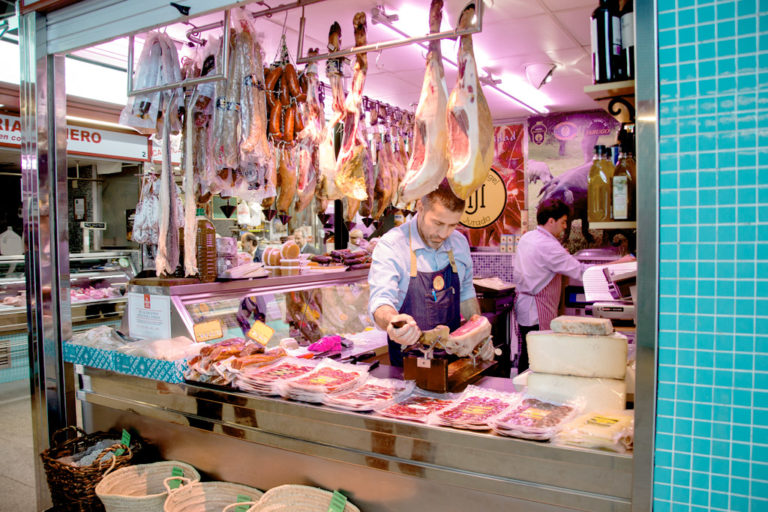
[
  {"left": 590, "top": 0, "right": 614, "bottom": 83},
  {"left": 588, "top": 145, "right": 613, "bottom": 222},
  {"left": 621, "top": 0, "right": 635, "bottom": 80},
  {"left": 612, "top": 148, "right": 635, "bottom": 221}
]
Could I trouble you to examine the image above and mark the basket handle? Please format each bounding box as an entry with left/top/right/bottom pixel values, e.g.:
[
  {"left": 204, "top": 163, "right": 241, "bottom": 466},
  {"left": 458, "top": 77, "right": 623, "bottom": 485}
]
[
  {"left": 222, "top": 501, "right": 259, "bottom": 512},
  {"left": 163, "top": 476, "right": 193, "bottom": 495},
  {"left": 51, "top": 426, "right": 86, "bottom": 448},
  {"left": 96, "top": 443, "right": 132, "bottom": 476}
]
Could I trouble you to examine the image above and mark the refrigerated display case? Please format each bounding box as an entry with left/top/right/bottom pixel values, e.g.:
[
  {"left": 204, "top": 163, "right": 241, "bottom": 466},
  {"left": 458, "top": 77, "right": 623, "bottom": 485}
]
[{"left": 0, "top": 251, "right": 138, "bottom": 383}]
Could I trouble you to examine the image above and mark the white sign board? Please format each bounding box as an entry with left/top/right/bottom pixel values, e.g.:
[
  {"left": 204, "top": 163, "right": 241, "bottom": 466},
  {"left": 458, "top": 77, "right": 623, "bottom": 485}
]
[
  {"left": 127, "top": 292, "right": 172, "bottom": 340},
  {"left": 0, "top": 113, "right": 150, "bottom": 162}
]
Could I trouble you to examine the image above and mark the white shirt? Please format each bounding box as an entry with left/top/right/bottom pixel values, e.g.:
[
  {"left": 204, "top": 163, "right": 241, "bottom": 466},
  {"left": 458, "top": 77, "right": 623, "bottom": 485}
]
[
  {"left": 513, "top": 226, "right": 588, "bottom": 326},
  {"left": 368, "top": 215, "right": 475, "bottom": 319}
]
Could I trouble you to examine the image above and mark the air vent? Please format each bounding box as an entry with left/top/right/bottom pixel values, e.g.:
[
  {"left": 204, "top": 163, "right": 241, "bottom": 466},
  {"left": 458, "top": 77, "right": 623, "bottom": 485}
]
[{"left": 0, "top": 339, "right": 10, "bottom": 369}]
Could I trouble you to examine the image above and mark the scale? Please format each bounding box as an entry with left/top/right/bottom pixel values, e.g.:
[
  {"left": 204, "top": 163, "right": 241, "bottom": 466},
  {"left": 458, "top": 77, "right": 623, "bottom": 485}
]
[{"left": 80, "top": 221, "right": 106, "bottom": 253}]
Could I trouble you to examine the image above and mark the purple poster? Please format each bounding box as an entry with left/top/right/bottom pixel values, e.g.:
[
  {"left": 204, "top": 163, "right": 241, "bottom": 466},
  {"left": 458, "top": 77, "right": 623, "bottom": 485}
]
[{"left": 526, "top": 110, "right": 620, "bottom": 241}]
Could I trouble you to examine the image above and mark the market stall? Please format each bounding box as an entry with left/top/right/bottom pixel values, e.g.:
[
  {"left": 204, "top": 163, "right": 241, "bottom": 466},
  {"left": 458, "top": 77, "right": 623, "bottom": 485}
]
[{"left": 18, "top": 1, "right": 657, "bottom": 511}]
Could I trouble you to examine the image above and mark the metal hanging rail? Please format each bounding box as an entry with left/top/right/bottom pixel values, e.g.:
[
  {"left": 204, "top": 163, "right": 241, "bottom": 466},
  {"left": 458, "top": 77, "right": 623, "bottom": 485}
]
[
  {"left": 295, "top": 1, "right": 484, "bottom": 64},
  {"left": 126, "top": 10, "right": 231, "bottom": 98}
]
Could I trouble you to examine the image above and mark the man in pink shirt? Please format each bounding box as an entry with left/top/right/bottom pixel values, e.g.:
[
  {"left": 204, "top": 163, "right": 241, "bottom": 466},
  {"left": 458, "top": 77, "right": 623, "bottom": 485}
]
[{"left": 513, "top": 199, "right": 589, "bottom": 373}]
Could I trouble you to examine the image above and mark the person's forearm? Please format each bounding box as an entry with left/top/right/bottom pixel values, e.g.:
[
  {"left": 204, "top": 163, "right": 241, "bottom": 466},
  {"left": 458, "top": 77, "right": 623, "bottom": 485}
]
[
  {"left": 373, "top": 304, "right": 399, "bottom": 330},
  {"left": 460, "top": 297, "right": 481, "bottom": 320}
]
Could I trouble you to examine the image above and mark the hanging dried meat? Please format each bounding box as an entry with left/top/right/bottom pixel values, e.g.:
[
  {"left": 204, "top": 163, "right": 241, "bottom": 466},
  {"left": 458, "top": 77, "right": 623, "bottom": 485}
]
[
  {"left": 275, "top": 147, "right": 298, "bottom": 215},
  {"left": 371, "top": 133, "right": 394, "bottom": 220},
  {"left": 317, "top": 22, "right": 346, "bottom": 202},
  {"left": 399, "top": 0, "right": 450, "bottom": 204},
  {"left": 334, "top": 12, "right": 371, "bottom": 204},
  {"left": 119, "top": 32, "right": 183, "bottom": 135},
  {"left": 156, "top": 120, "right": 181, "bottom": 276},
  {"left": 446, "top": 3, "right": 493, "bottom": 200},
  {"left": 133, "top": 173, "right": 160, "bottom": 245}
]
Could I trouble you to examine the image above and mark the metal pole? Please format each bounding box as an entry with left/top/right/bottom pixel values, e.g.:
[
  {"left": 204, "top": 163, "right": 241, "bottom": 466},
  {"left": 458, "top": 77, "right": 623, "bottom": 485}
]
[{"left": 19, "top": 6, "right": 73, "bottom": 510}]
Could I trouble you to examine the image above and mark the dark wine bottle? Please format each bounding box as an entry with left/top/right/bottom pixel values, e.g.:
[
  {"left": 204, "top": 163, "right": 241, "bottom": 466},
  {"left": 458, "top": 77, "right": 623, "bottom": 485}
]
[
  {"left": 608, "top": 0, "right": 624, "bottom": 80},
  {"left": 621, "top": 0, "right": 635, "bottom": 80},
  {"left": 591, "top": 0, "right": 613, "bottom": 83}
]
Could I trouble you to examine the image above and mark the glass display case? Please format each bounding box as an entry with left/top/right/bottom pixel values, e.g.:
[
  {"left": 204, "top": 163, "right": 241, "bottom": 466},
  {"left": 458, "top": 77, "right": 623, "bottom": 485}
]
[
  {"left": 124, "top": 268, "right": 382, "bottom": 353},
  {"left": 0, "top": 251, "right": 140, "bottom": 334}
]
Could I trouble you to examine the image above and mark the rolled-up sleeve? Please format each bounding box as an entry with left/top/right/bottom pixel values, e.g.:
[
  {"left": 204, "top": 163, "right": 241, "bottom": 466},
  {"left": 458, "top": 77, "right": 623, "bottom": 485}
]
[
  {"left": 546, "top": 245, "right": 588, "bottom": 281},
  {"left": 368, "top": 238, "right": 407, "bottom": 319}
]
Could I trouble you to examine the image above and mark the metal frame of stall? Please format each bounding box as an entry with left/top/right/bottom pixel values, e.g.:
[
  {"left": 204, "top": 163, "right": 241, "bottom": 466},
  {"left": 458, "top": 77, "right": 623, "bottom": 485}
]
[{"left": 17, "top": 0, "right": 660, "bottom": 510}]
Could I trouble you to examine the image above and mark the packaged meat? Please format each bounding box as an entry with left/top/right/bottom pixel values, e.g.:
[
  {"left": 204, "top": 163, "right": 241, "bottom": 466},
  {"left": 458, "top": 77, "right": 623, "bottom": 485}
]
[
  {"left": 492, "top": 396, "right": 580, "bottom": 441},
  {"left": 279, "top": 359, "right": 368, "bottom": 403},
  {"left": 377, "top": 391, "right": 455, "bottom": 423},
  {"left": 324, "top": 377, "right": 415, "bottom": 412},
  {"left": 433, "top": 386, "right": 520, "bottom": 430},
  {"left": 553, "top": 409, "right": 634, "bottom": 453},
  {"left": 235, "top": 357, "right": 319, "bottom": 395}
]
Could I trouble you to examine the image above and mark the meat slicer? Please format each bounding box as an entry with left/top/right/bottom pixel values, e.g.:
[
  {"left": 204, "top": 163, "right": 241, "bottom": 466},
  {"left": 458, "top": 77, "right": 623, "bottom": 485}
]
[{"left": 394, "top": 322, "right": 499, "bottom": 393}]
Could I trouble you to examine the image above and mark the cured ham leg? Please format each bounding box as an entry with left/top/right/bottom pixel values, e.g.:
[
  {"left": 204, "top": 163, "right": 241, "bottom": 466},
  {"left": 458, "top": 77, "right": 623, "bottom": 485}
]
[
  {"left": 398, "top": 0, "right": 451, "bottom": 207},
  {"left": 276, "top": 148, "right": 298, "bottom": 214},
  {"left": 295, "top": 144, "right": 317, "bottom": 212},
  {"left": 446, "top": 3, "right": 493, "bottom": 200},
  {"left": 317, "top": 23, "right": 345, "bottom": 202},
  {"left": 335, "top": 12, "right": 370, "bottom": 202},
  {"left": 372, "top": 134, "right": 394, "bottom": 219}
]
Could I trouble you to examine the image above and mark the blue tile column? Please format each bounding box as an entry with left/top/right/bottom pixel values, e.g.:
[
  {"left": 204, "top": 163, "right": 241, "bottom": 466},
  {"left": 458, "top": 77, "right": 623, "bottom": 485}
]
[{"left": 655, "top": 1, "right": 768, "bottom": 511}]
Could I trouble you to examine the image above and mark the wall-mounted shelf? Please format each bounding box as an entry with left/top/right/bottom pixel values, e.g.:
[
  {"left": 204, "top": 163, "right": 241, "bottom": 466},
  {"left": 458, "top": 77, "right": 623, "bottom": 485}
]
[
  {"left": 589, "top": 221, "right": 637, "bottom": 230},
  {"left": 584, "top": 80, "right": 635, "bottom": 123}
]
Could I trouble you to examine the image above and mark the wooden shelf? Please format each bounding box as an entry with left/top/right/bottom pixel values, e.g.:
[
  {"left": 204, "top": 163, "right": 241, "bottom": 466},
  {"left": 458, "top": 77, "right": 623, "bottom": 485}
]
[
  {"left": 589, "top": 221, "right": 637, "bottom": 230},
  {"left": 583, "top": 80, "right": 635, "bottom": 101}
]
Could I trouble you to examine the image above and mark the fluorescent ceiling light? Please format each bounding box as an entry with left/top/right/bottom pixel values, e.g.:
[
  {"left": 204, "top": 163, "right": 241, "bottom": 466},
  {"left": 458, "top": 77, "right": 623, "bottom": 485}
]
[
  {"left": 66, "top": 116, "right": 135, "bottom": 131},
  {"left": 370, "top": 5, "right": 548, "bottom": 114}
]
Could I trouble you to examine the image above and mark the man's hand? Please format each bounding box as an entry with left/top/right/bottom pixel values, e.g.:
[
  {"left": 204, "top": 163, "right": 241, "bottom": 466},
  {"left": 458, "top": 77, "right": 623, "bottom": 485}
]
[{"left": 386, "top": 314, "right": 422, "bottom": 347}]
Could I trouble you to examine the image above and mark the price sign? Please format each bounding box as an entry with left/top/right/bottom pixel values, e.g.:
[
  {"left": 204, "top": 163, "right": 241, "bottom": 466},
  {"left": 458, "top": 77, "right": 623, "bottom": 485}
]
[
  {"left": 247, "top": 320, "right": 275, "bottom": 346},
  {"left": 193, "top": 320, "right": 223, "bottom": 343}
]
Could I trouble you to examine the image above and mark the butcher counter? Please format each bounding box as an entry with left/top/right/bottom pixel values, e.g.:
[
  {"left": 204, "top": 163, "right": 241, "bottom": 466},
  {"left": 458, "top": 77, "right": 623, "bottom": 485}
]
[{"left": 75, "top": 365, "right": 633, "bottom": 512}]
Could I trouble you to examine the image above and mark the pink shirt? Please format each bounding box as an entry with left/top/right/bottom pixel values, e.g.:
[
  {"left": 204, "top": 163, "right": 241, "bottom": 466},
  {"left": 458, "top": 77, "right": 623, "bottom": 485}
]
[{"left": 513, "top": 227, "right": 588, "bottom": 326}]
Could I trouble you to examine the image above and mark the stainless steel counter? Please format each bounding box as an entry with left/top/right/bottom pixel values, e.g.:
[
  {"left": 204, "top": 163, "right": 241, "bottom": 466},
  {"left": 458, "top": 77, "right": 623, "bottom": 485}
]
[{"left": 77, "top": 366, "right": 633, "bottom": 512}]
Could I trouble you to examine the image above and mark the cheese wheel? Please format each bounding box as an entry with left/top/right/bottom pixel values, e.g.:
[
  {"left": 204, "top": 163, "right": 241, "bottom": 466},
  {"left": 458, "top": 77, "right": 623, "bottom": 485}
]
[
  {"left": 550, "top": 315, "right": 613, "bottom": 336},
  {"left": 526, "top": 372, "right": 626, "bottom": 412},
  {"left": 526, "top": 330, "right": 628, "bottom": 379}
]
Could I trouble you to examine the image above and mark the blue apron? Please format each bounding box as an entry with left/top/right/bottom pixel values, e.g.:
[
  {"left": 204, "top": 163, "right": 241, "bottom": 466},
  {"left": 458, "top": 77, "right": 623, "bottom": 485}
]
[{"left": 387, "top": 232, "right": 462, "bottom": 366}]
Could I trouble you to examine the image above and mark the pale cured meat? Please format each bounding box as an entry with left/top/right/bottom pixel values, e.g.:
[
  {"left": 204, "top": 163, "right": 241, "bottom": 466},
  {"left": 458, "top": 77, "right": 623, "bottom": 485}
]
[
  {"left": 443, "top": 314, "right": 492, "bottom": 357},
  {"left": 183, "top": 91, "right": 198, "bottom": 276},
  {"left": 446, "top": 3, "right": 493, "bottom": 200},
  {"left": 238, "top": 14, "right": 270, "bottom": 167},
  {"left": 296, "top": 51, "right": 324, "bottom": 146},
  {"left": 295, "top": 144, "right": 318, "bottom": 212},
  {"left": 317, "top": 23, "right": 345, "bottom": 202},
  {"left": 399, "top": 0, "right": 450, "bottom": 204},
  {"left": 334, "top": 12, "right": 371, "bottom": 203},
  {"left": 359, "top": 123, "right": 376, "bottom": 217},
  {"left": 156, "top": 119, "right": 180, "bottom": 276}
]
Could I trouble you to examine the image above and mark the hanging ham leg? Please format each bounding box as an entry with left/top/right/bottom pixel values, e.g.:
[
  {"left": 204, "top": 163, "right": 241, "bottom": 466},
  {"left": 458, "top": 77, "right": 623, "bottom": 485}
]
[
  {"left": 276, "top": 148, "right": 298, "bottom": 214},
  {"left": 295, "top": 144, "right": 318, "bottom": 212},
  {"left": 372, "top": 133, "right": 394, "bottom": 219},
  {"left": 446, "top": 3, "right": 493, "bottom": 200},
  {"left": 317, "top": 22, "right": 345, "bottom": 202},
  {"left": 334, "top": 12, "right": 370, "bottom": 203}
]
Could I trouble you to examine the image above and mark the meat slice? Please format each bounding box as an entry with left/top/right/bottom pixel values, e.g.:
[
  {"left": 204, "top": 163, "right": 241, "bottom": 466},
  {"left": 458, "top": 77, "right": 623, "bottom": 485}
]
[
  {"left": 399, "top": 0, "right": 449, "bottom": 204},
  {"left": 446, "top": 3, "right": 493, "bottom": 200},
  {"left": 334, "top": 12, "right": 370, "bottom": 203}
]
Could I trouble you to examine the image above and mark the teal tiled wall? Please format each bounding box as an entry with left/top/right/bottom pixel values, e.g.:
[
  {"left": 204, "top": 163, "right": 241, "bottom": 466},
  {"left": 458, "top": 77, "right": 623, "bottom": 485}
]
[{"left": 656, "top": 1, "right": 768, "bottom": 510}]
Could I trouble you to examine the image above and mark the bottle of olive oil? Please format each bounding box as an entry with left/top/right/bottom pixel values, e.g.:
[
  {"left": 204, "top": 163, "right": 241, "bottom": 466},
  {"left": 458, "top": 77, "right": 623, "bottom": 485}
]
[
  {"left": 612, "top": 147, "right": 636, "bottom": 221},
  {"left": 588, "top": 145, "right": 614, "bottom": 222}
]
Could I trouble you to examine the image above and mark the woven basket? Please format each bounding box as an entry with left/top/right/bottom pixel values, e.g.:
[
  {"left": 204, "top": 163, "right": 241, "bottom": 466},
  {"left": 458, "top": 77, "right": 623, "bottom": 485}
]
[
  {"left": 95, "top": 461, "right": 200, "bottom": 512},
  {"left": 163, "top": 481, "right": 264, "bottom": 512},
  {"left": 251, "top": 485, "right": 360, "bottom": 512},
  {"left": 40, "top": 426, "right": 143, "bottom": 512}
]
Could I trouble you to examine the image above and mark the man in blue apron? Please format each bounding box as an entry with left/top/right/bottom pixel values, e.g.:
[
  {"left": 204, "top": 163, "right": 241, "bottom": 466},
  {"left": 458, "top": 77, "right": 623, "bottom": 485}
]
[{"left": 368, "top": 181, "right": 483, "bottom": 366}]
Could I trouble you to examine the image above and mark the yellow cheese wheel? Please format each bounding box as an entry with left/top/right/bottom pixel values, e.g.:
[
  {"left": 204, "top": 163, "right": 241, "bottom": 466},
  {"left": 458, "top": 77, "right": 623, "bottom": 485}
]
[{"left": 281, "top": 241, "right": 300, "bottom": 259}]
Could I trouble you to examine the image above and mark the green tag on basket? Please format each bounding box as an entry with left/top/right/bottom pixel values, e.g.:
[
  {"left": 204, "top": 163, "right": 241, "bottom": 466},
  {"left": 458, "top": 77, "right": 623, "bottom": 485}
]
[
  {"left": 114, "top": 429, "right": 131, "bottom": 456},
  {"left": 327, "top": 491, "right": 347, "bottom": 512},
  {"left": 168, "top": 466, "right": 184, "bottom": 490},
  {"left": 234, "top": 494, "right": 252, "bottom": 512}
]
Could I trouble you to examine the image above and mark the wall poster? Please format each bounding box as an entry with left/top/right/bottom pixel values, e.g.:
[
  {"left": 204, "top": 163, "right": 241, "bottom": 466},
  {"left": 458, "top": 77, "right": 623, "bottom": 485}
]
[{"left": 459, "top": 124, "right": 525, "bottom": 247}]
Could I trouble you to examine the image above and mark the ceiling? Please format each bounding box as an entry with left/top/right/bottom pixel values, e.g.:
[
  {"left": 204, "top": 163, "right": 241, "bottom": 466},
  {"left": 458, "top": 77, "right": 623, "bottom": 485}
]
[{"left": 72, "top": 0, "right": 600, "bottom": 122}]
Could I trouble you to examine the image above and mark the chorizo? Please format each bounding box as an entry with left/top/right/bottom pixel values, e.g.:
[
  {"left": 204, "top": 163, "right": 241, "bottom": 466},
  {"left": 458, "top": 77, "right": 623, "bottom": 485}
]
[
  {"left": 284, "top": 63, "right": 301, "bottom": 97},
  {"left": 279, "top": 77, "right": 290, "bottom": 105},
  {"left": 294, "top": 106, "right": 305, "bottom": 133},
  {"left": 283, "top": 105, "right": 295, "bottom": 142},
  {"left": 269, "top": 103, "right": 282, "bottom": 138}
]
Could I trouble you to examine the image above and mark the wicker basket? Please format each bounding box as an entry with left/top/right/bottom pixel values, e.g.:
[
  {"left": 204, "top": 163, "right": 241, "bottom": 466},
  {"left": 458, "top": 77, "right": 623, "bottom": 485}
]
[
  {"left": 40, "top": 426, "right": 142, "bottom": 512},
  {"left": 250, "top": 485, "right": 360, "bottom": 512},
  {"left": 95, "top": 461, "right": 200, "bottom": 512},
  {"left": 163, "top": 481, "right": 264, "bottom": 512}
]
